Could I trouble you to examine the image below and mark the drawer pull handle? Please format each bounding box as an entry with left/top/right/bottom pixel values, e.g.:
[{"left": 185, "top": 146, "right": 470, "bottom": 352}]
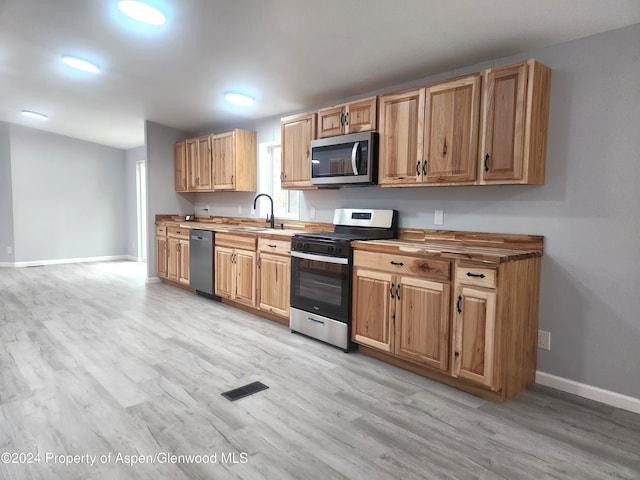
[
  {"left": 390, "top": 261, "right": 404, "bottom": 267},
  {"left": 396, "top": 285, "right": 400, "bottom": 300},
  {"left": 268, "top": 244, "right": 277, "bottom": 248},
  {"left": 466, "top": 272, "right": 486, "bottom": 279},
  {"left": 390, "top": 283, "right": 395, "bottom": 298},
  {"left": 456, "top": 295, "right": 462, "bottom": 314}
]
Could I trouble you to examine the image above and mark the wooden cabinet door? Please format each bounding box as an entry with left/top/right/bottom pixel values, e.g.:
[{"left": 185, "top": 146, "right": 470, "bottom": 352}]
[
  {"left": 258, "top": 253, "right": 290, "bottom": 318},
  {"left": 345, "top": 96, "right": 377, "bottom": 134},
  {"left": 167, "top": 237, "right": 179, "bottom": 281},
  {"left": 317, "top": 106, "right": 344, "bottom": 138},
  {"left": 479, "top": 62, "right": 528, "bottom": 182},
  {"left": 280, "top": 112, "right": 316, "bottom": 189},
  {"left": 378, "top": 88, "right": 425, "bottom": 185},
  {"left": 174, "top": 141, "right": 187, "bottom": 192},
  {"left": 194, "top": 135, "right": 212, "bottom": 191},
  {"left": 452, "top": 286, "right": 498, "bottom": 390},
  {"left": 423, "top": 75, "right": 480, "bottom": 184},
  {"left": 212, "top": 131, "right": 235, "bottom": 190},
  {"left": 178, "top": 239, "right": 190, "bottom": 285},
  {"left": 214, "top": 247, "right": 234, "bottom": 299},
  {"left": 352, "top": 268, "right": 394, "bottom": 352},
  {"left": 157, "top": 236, "right": 167, "bottom": 278},
  {"left": 186, "top": 139, "right": 198, "bottom": 191},
  {"left": 234, "top": 250, "right": 256, "bottom": 307},
  {"left": 395, "top": 277, "right": 450, "bottom": 371}
]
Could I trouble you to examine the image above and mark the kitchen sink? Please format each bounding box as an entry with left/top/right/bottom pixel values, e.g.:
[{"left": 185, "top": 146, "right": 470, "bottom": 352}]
[{"left": 229, "top": 226, "right": 270, "bottom": 231}]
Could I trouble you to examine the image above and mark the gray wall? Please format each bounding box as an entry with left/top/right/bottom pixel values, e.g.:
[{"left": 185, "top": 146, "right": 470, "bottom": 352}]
[
  {"left": 0, "top": 122, "right": 15, "bottom": 264},
  {"left": 125, "top": 145, "right": 146, "bottom": 259},
  {"left": 10, "top": 125, "right": 128, "bottom": 263},
  {"left": 144, "top": 121, "right": 193, "bottom": 278},
  {"left": 167, "top": 24, "right": 640, "bottom": 399}
]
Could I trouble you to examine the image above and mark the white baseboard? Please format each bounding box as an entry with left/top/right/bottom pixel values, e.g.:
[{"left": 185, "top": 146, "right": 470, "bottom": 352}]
[
  {"left": 536, "top": 371, "right": 640, "bottom": 414},
  {"left": 14, "top": 255, "right": 134, "bottom": 268},
  {"left": 0, "top": 261, "right": 14, "bottom": 268},
  {"left": 146, "top": 276, "right": 162, "bottom": 284}
]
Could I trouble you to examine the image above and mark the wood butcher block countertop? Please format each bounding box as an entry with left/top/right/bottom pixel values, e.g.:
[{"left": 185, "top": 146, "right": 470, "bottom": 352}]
[
  {"left": 176, "top": 222, "right": 301, "bottom": 238},
  {"left": 351, "top": 239, "right": 543, "bottom": 265}
]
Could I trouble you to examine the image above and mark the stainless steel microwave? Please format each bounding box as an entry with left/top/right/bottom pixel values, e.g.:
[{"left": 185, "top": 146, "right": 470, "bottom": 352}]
[{"left": 310, "top": 131, "right": 378, "bottom": 186}]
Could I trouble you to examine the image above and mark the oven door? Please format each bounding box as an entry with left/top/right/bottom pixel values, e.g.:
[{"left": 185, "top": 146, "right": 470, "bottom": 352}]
[{"left": 290, "top": 251, "right": 351, "bottom": 323}]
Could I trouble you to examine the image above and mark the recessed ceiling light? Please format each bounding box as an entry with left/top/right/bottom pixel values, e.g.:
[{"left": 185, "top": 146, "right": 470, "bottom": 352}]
[
  {"left": 224, "top": 92, "right": 255, "bottom": 106},
  {"left": 117, "top": 1, "right": 166, "bottom": 25},
  {"left": 61, "top": 55, "right": 100, "bottom": 73},
  {"left": 21, "top": 110, "right": 48, "bottom": 120}
]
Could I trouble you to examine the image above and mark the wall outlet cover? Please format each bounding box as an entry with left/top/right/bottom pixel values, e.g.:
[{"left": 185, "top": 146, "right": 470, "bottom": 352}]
[
  {"left": 434, "top": 210, "right": 444, "bottom": 225},
  {"left": 538, "top": 330, "right": 551, "bottom": 350}
]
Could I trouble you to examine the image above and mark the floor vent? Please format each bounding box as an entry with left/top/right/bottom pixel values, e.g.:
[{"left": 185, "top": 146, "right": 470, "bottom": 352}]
[{"left": 221, "top": 381, "right": 269, "bottom": 401}]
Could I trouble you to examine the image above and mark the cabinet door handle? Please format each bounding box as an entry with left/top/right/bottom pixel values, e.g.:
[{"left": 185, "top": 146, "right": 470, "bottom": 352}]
[
  {"left": 466, "top": 272, "right": 486, "bottom": 279},
  {"left": 454, "top": 351, "right": 460, "bottom": 357},
  {"left": 340, "top": 112, "right": 344, "bottom": 127},
  {"left": 456, "top": 295, "right": 462, "bottom": 314},
  {"left": 443, "top": 138, "right": 448, "bottom": 156},
  {"left": 390, "top": 283, "right": 395, "bottom": 299},
  {"left": 390, "top": 261, "right": 404, "bottom": 267},
  {"left": 423, "top": 160, "right": 427, "bottom": 176},
  {"left": 257, "top": 258, "right": 261, "bottom": 268},
  {"left": 416, "top": 161, "right": 421, "bottom": 175},
  {"left": 344, "top": 112, "right": 349, "bottom": 126},
  {"left": 396, "top": 285, "right": 400, "bottom": 300},
  {"left": 484, "top": 153, "right": 490, "bottom": 172}
]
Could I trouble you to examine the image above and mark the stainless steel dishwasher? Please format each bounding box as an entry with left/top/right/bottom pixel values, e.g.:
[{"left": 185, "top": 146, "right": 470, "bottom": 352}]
[{"left": 189, "top": 229, "right": 219, "bottom": 300}]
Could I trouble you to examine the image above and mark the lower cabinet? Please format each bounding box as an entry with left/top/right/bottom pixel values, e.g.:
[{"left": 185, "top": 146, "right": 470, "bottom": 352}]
[
  {"left": 167, "top": 226, "right": 190, "bottom": 285},
  {"left": 352, "top": 245, "right": 542, "bottom": 402},
  {"left": 214, "top": 233, "right": 257, "bottom": 307},
  {"left": 257, "top": 237, "right": 291, "bottom": 319},
  {"left": 352, "top": 251, "right": 451, "bottom": 371},
  {"left": 156, "top": 225, "right": 168, "bottom": 278}
]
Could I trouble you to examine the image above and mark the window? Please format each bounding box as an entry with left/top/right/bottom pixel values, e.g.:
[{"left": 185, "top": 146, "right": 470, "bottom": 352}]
[{"left": 257, "top": 142, "right": 299, "bottom": 220}]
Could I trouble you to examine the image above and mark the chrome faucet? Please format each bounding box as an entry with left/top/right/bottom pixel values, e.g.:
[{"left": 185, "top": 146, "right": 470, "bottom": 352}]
[{"left": 253, "top": 193, "right": 275, "bottom": 229}]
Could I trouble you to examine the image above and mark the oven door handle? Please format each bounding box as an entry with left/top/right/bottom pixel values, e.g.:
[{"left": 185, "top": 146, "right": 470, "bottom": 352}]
[
  {"left": 291, "top": 251, "right": 349, "bottom": 265},
  {"left": 351, "top": 142, "right": 359, "bottom": 176}
]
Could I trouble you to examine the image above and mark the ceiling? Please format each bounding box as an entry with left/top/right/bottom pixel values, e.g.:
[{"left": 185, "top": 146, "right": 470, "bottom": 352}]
[{"left": 1, "top": 0, "right": 639, "bottom": 150}]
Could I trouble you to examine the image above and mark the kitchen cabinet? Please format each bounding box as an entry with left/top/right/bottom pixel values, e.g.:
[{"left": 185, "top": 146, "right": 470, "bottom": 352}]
[
  {"left": 478, "top": 59, "right": 551, "bottom": 184},
  {"left": 317, "top": 96, "right": 377, "bottom": 138},
  {"left": 280, "top": 112, "right": 317, "bottom": 189},
  {"left": 167, "top": 226, "right": 190, "bottom": 285},
  {"left": 211, "top": 129, "right": 257, "bottom": 191},
  {"left": 352, "top": 250, "right": 451, "bottom": 371},
  {"left": 156, "top": 225, "right": 168, "bottom": 278},
  {"left": 186, "top": 136, "right": 212, "bottom": 191},
  {"left": 377, "top": 87, "right": 425, "bottom": 185},
  {"left": 351, "top": 233, "right": 543, "bottom": 402},
  {"left": 452, "top": 265, "right": 498, "bottom": 389},
  {"left": 215, "top": 233, "right": 257, "bottom": 307},
  {"left": 174, "top": 142, "right": 187, "bottom": 192},
  {"left": 257, "top": 237, "right": 291, "bottom": 319},
  {"left": 422, "top": 74, "right": 480, "bottom": 184}
]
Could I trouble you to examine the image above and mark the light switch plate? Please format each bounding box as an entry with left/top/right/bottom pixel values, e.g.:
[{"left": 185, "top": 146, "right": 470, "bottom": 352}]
[{"left": 434, "top": 210, "right": 444, "bottom": 225}]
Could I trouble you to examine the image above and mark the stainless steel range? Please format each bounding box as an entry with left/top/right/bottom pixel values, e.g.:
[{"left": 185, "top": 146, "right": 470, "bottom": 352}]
[{"left": 289, "top": 208, "right": 398, "bottom": 351}]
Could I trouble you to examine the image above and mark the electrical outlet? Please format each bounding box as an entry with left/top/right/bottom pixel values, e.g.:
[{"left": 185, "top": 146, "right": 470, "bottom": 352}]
[
  {"left": 434, "top": 210, "right": 444, "bottom": 225},
  {"left": 310, "top": 207, "right": 316, "bottom": 219},
  {"left": 538, "top": 330, "right": 551, "bottom": 350},
  {"left": 238, "top": 205, "right": 243, "bottom": 214}
]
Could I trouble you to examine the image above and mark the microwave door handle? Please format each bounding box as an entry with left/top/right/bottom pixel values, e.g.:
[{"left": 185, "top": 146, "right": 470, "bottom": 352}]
[{"left": 351, "top": 142, "right": 359, "bottom": 176}]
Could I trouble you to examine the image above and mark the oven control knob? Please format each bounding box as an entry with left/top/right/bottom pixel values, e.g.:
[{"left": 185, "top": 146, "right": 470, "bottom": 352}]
[
  {"left": 303, "top": 243, "right": 310, "bottom": 250},
  {"left": 327, "top": 246, "right": 334, "bottom": 253},
  {"left": 295, "top": 242, "right": 303, "bottom": 249}
]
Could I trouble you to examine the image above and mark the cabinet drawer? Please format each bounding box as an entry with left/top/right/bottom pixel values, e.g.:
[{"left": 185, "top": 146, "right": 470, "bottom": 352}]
[
  {"left": 156, "top": 225, "right": 167, "bottom": 236},
  {"left": 354, "top": 250, "right": 450, "bottom": 281},
  {"left": 258, "top": 237, "right": 291, "bottom": 255},
  {"left": 456, "top": 265, "right": 497, "bottom": 288},
  {"left": 167, "top": 226, "right": 189, "bottom": 239},
  {"left": 216, "top": 232, "right": 257, "bottom": 251}
]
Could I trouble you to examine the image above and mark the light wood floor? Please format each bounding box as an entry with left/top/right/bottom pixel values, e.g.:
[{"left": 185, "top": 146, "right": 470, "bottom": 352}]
[{"left": 1, "top": 261, "right": 638, "bottom": 480}]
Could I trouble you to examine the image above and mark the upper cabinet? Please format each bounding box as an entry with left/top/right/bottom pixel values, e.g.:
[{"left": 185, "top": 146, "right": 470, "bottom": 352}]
[
  {"left": 378, "top": 87, "right": 425, "bottom": 186},
  {"left": 423, "top": 74, "right": 480, "bottom": 184},
  {"left": 174, "top": 129, "right": 257, "bottom": 193},
  {"left": 211, "top": 129, "right": 257, "bottom": 191},
  {"left": 280, "top": 112, "right": 317, "bottom": 190},
  {"left": 378, "top": 59, "right": 551, "bottom": 187},
  {"left": 479, "top": 59, "right": 551, "bottom": 184},
  {"left": 317, "top": 96, "right": 377, "bottom": 138}
]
